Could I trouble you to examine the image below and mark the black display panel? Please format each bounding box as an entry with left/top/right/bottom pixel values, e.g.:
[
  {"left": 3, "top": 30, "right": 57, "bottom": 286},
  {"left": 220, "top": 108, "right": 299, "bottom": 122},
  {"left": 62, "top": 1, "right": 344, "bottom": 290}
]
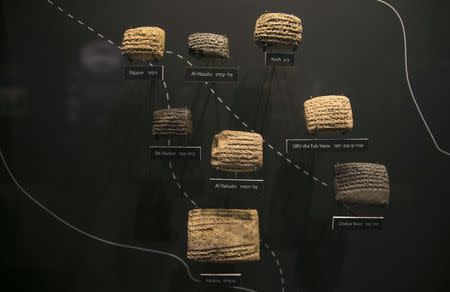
[{"left": 1, "top": 1, "right": 450, "bottom": 292}]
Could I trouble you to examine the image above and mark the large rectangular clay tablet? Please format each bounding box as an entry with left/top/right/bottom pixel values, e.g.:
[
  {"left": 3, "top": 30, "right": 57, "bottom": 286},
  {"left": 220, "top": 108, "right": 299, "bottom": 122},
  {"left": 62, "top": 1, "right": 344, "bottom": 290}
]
[{"left": 187, "top": 209, "right": 260, "bottom": 263}]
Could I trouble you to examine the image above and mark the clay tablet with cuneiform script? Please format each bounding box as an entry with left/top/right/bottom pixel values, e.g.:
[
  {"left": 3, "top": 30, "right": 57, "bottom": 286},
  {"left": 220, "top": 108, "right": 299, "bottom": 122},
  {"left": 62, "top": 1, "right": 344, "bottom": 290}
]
[
  {"left": 121, "top": 27, "right": 165, "bottom": 61},
  {"left": 334, "top": 162, "right": 390, "bottom": 206},
  {"left": 187, "top": 209, "right": 260, "bottom": 263}
]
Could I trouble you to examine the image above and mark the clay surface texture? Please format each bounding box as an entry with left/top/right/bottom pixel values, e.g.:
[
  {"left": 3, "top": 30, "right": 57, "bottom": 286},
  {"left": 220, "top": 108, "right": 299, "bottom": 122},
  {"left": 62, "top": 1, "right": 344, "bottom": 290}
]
[
  {"left": 334, "top": 163, "right": 390, "bottom": 206},
  {"left": 187, "top": 209, "right": 260, "bottom": 263},
  {"left": 121, "top": 27, "right": 165, "bottom": 61},
  {"left": 152, "top": 108, "right": 192, "bottom": 136},
  {"left": 188, "top": 33, "right": 230, "bottom": 59},
  {"left": 304, "top": 95, "right": 353, "bottom": 134},
  {"left": 253, "top": 12, "right": 302, "bottom": 49},
  {"left": 211, "top": 130, "right": 263, "bottom": 172}
]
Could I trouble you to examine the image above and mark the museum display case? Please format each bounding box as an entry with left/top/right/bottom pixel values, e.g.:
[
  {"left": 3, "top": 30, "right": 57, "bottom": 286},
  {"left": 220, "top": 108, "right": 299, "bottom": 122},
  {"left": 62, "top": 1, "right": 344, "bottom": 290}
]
[{"left": 1, "top": 1, "right": 450, "bottom": 291}]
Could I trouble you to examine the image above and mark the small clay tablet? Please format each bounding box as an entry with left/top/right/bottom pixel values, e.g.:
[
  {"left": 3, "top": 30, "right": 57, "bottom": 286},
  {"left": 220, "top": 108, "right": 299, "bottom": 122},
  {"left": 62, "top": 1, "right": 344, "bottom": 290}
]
[
  {"left": 334, "top": 162, "right": 390, "bottom": 206},
  {"left": 304, "top": 95, "right": 353, "bottom": 134},
  {"left": 253, "top": 12, "right": 303, "bottom": 50},
  {"left": 211, "top": 130, "right": 263, "bottom": 172},
  {"left": 188, "top": 33, "right": 230, "bottom": 59},
  {"left": 121, "top": 27, "right": 165, "bottom": 61},
  {"left": 152, "top": 108, "right": 192, "bottom": 136}
]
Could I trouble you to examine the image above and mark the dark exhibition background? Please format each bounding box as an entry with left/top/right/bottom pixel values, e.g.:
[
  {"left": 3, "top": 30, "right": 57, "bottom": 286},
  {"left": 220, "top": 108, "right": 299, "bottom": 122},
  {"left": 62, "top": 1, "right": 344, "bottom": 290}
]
[{"left": 1, "top": 0, "right": 450, "bottom": 291}]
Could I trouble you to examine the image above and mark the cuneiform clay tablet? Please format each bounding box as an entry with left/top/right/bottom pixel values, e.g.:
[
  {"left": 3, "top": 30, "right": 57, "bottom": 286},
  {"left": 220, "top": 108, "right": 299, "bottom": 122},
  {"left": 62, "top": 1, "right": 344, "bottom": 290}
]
[
  {"left": 253, "top": 12, "right": 303, "bottom": 49},
  {"left": 121, "top": 27, "right": 165, "bottom": 61},
  {"left": 211, "top": 130, "right": 263, "bottom": 172},
  {"left": 188, "top": 33, "right": 230, "bottom": 59},
  {"left": 334, "top": 163, "right": 390, "bottom": 206},
  {"left": 152, "top": 108, "right": 192, "bottom": 136},
  {"left": 187, "top": 209, "right": 260, "bottom": 263},
  {"left": 304, "top": 95, "right": 353, "bottom": 134}
]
